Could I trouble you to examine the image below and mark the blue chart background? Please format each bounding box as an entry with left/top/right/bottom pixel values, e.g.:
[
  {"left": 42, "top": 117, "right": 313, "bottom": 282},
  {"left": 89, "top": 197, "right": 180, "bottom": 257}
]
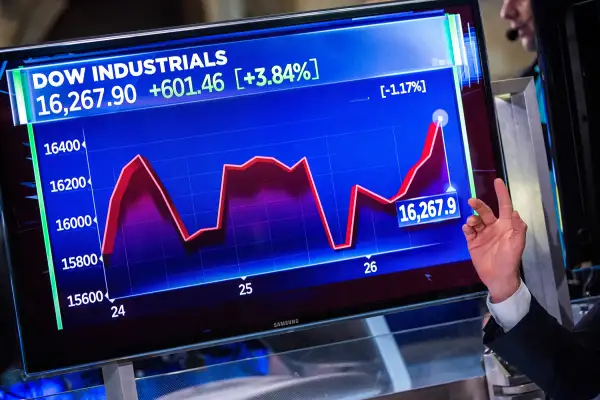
[{"left": 35, "top": 67, "right": 472, "bottom": 300}]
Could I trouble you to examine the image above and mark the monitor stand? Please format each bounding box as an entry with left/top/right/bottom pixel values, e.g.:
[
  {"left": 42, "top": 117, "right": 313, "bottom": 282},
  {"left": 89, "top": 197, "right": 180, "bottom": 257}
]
[
  {"left": 100, "top": 315, "right": 409, "bottom": 400},
  {"left": 103, "top": 362, "right": 138, "bottom": 400}
]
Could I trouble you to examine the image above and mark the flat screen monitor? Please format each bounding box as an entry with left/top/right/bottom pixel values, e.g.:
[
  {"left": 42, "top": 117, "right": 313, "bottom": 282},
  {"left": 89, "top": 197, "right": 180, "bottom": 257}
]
[{"left": 0, "top": 0, "right": 502, "bottom": 375}]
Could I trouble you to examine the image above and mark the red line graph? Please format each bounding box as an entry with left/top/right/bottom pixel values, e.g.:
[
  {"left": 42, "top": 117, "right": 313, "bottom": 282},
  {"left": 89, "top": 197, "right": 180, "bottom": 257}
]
[{"left": 102, "top": 121, "right": 441, "bottom": 255}]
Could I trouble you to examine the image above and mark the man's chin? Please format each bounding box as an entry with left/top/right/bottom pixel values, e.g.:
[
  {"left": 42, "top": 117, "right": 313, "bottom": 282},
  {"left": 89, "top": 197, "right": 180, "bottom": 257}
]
[{"left": 521, "top": 36, "right": 537, "bottom": 52}]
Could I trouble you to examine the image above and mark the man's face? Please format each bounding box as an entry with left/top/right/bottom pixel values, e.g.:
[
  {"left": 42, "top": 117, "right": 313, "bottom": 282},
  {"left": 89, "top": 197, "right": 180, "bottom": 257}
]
[{"left": 501, "top": 0, "right": 536, "bottom": 52}]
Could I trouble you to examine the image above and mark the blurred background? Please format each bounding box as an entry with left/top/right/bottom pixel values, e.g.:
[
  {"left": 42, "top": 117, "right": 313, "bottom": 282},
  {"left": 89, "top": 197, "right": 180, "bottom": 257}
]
[{"left": 0, "top": 0, "right": 533, "bottom": 80}]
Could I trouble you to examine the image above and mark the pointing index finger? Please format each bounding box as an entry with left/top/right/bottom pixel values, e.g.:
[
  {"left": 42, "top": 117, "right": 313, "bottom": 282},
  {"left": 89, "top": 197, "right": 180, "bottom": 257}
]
[{"left": 494, "top": 178, "right": 513, "bottom": 219}]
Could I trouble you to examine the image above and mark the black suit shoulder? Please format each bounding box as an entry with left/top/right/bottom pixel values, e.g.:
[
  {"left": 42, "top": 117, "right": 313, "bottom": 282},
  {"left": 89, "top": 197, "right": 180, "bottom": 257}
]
[{"left": 485, "top": 296, "right": 600, "bottom": 400}]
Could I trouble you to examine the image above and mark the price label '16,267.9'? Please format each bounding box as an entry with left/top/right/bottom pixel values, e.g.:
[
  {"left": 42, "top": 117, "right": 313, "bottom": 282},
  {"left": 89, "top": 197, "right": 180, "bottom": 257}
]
[{"left": 396, "top": 192, "right": 461, "bottom": 228}]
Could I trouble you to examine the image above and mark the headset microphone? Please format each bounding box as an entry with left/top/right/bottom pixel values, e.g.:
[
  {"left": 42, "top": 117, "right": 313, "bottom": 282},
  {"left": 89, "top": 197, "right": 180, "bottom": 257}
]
[{"left": 506, "top": 27, "right": 519, "bottom": 41}]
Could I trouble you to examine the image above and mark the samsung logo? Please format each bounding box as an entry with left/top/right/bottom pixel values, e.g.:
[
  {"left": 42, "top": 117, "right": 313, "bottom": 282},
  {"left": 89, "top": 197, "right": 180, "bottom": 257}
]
[{"left": 274, "top": 319, "right": 299, "bottom": 328}]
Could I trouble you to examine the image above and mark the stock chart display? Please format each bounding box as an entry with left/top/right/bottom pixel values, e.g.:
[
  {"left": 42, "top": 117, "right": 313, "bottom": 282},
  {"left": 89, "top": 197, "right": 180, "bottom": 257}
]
[
  {"left": 8, "top": 12, "right": 479, "bottom": 328},
  {"left": 0, "top": 3, "right": 499, "bottom": 373},
  {"left": 38, "top": 66, "right": 469, "bottom": 306}
]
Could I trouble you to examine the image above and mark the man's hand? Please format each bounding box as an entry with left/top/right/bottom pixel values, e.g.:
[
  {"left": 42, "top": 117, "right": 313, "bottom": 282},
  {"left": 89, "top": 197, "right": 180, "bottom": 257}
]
[{"left": 462, "top": 179, "right": 526, "bottom": 303}]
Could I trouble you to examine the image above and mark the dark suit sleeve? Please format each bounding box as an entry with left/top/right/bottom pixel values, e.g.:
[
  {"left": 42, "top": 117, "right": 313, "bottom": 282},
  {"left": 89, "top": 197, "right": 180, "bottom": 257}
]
[{"left": 484, "top": 296, "right": 600, "bottom": 400}]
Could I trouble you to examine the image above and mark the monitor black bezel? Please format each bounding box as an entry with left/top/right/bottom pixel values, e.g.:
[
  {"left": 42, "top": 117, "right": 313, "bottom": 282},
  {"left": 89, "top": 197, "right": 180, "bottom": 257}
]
[{"left": 0, "top": 0, "right": 504, "bottom": 376}]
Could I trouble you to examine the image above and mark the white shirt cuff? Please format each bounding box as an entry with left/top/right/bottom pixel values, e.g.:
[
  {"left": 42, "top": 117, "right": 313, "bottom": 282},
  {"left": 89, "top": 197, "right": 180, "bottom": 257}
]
[{"left": 487, "top": 280, "right": 531, "bottom": 332}]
